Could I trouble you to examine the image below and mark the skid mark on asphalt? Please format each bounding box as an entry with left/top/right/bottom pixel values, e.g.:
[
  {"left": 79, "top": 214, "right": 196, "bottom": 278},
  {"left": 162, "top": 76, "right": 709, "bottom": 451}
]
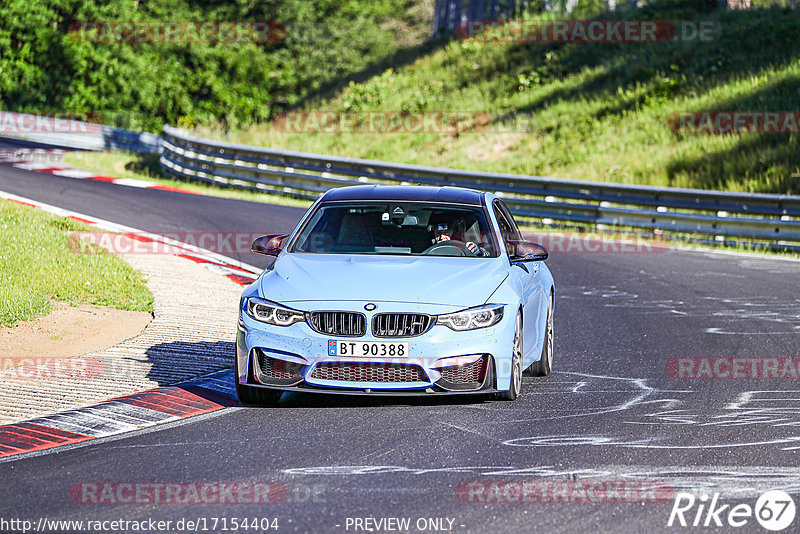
[
  {"left": 251, "top": 369, "right": 800, "bottom": 454},
  {"left": 501, "top": 377, "right": 800, "bottom": 452},
  {"left": 282, "top": 464, "right": 800, "bottom": 497},
  {"left": 735, "top": 257, "right": 800, "bottom": 274},
  {"left": 504, "top": 434, "right": 800, "bottom": 450},
  {"left": 443, "top": 422, "right": 503, "bottom": 443},
  {"left": 627, "top": 388, "right": 800, "bottom": 432},
  {"left": 705, "top": 327, "right": 800, "bottom": 335},
  {"left": 483, "top": 372, "right": 656, "bottom": 423},
  {"left": 560, "top": 284, "right": 800, "bottom": 334},
  {"left": 251, "top": 375, "right": 800, "bottom": 494}
]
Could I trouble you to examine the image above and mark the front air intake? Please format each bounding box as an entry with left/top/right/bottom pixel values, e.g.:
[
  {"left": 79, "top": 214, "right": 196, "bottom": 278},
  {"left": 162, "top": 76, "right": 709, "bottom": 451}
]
[
  {"left": 436, "top": 355, "right": 489, "bottom": 391},
  {"left": 372, "top": 313, "right": 433, "bottom": 338},
  {"left": 310, "top": 362, "right": 427, "bottom": 383},
  {"left": 255, "top": 350, "right": 304, "bottom": 386},
  {"left": 308, "top": 311, "right": 366, "bottom": 337}
]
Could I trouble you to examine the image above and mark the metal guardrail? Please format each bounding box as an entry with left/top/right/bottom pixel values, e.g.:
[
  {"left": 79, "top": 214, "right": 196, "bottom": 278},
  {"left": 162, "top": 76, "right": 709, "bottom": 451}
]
[
  {"left": 0, "top": 111, "right": 160, "bottom": 153},
  {"left": 160, "top": 125, "right": 800, "bottom": 242}
]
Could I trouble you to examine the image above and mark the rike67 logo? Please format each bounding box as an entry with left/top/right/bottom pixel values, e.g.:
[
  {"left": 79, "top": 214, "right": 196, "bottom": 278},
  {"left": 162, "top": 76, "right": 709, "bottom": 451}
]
[{"left": 667, "top": 490, "right": 796, "bottom": 531}]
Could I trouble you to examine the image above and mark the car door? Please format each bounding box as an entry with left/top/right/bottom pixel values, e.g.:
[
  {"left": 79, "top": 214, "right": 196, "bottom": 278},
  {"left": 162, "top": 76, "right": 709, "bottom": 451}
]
[{"left": 492, "top": 200, "right": 543, "bottom": 364}]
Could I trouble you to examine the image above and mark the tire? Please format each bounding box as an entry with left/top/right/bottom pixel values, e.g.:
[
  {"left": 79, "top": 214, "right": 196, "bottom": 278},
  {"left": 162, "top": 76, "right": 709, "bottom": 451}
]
[
  {"left": 235, "top": 352, "right": 283, "bottom": 406},
  {"left": 529, "top": 292, "right": 553, "bottom": 377},
  {"left": 497, "top": 311, "right": 523, "bottom": 401},
  {"left": 236, "top": 381, "right": 283, "bottom": 406}
]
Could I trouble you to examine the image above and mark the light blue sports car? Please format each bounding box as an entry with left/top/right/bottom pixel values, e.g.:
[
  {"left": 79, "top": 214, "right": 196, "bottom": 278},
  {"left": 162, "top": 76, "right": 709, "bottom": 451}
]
[{"left": 235, "top": 185, "right": 554, "bottom": 404}]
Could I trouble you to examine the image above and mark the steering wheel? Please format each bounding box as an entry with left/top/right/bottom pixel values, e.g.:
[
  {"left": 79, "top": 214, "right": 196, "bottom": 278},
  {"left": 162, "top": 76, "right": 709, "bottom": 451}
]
[{"left": 422, "top": 239, "right": 470, "bottom": 256}]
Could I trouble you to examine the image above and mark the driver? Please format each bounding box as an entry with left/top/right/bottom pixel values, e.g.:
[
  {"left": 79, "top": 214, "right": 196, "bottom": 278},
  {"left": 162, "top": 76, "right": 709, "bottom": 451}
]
[{"left": 432, "top": 222, "right": 489, "bottom": 256}]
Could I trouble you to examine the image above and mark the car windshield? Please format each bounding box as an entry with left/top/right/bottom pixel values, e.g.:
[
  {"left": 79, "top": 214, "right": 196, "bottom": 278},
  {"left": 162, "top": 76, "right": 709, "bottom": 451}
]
[{"left": 290, "top": 202, "right": 499, "bottom": 257}]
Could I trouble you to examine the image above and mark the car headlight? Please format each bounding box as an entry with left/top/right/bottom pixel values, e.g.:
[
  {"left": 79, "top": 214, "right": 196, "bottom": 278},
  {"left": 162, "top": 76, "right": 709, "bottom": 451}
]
[
  {"left": 246, "top": 297, "right": 305, "bottom": 327},
  {"left": 436, "top": 304, "right": 504, "bottom": 331}
]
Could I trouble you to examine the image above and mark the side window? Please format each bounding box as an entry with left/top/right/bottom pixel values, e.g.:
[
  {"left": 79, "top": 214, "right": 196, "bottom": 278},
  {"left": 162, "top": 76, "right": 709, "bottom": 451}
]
[
  {"left": 497, "top": 201, "right": 522, "bottom": 239},
  {"left": 492, "top": 202, "right": 515, "bottom": 256}
]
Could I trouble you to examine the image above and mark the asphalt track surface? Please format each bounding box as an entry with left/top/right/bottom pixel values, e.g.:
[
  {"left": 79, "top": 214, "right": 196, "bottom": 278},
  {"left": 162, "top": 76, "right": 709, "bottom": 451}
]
[{"left": 2, "top": 153, "right": 800, "bottom": 533}]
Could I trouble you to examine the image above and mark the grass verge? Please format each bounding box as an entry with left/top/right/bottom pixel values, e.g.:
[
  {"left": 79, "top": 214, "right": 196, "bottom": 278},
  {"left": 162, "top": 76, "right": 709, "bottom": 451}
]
[{"left": 0, "top": 199, "right": 153, "bottom": 327}]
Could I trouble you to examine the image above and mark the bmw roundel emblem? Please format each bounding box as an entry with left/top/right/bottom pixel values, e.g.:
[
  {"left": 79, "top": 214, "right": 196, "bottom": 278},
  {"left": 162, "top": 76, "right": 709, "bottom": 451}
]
[{"left": 364, "top": 303, "right": 377, "bottom": 311}]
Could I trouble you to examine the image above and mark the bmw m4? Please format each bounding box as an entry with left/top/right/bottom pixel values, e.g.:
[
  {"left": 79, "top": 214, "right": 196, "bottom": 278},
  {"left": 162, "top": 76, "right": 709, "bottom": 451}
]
[{"left": 235, "top": 185, "right": 554, "bottom": 404}]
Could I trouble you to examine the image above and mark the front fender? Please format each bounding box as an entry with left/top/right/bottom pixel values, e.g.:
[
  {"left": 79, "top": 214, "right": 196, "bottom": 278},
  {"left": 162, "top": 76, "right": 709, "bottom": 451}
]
[{"left": 484, "top": 278, "right": 522, "bottom": 392}]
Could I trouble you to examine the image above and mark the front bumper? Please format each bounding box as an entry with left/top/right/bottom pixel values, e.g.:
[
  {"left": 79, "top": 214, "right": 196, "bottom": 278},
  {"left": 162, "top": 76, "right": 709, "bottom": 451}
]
[{"left": 236, "top": 301, "right": 516, "bottom": 395}]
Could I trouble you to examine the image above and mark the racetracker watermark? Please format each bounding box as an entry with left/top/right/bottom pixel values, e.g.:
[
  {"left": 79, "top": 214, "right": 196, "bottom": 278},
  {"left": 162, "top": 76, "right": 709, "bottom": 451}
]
[
  {"left": 67, "top": 231, "right": 668, "bottom": 255},
  {"left": 0, "top": 357, "right": 104, "bottom": 381},
  {"left": 69, "top": 482, "right": 290, "bottom": 505},
  {"left": 0, "top": 111, "right": 104, "bottom": 135},
  {"left": 522, "top": 232, "right": 668, "bottom": 253},
  {"left": 457, "top": 480, "right": 674, "bottom": 503},
  {"left": 669, "top": 111, "right": 800, "bottom": 134},
  {"left": 273, "top": 111, "right": 493, "bottom": 134},
  {"left": 67, "top": 21, "right": 285, "bottom": 44},
  {"left": 1, "top": 517, "right": 280, "bottom": 533},
  {"left": 667, "top": 357, "right": 800, "bottom": 380},
  {"left": 0, "top": 149, "right": 62, "bottom": 163},
  {"left": 455, "top": 19, "right": 715, "bottom": 43},
  {"left": 67, "top": 231, "right": 266, "bottom": 255}
]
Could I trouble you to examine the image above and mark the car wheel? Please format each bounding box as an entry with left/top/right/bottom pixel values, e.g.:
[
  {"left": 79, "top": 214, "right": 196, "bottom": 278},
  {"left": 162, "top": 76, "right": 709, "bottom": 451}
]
[
  {"left": 497, "top": 311, "right": 523, "bottom": 401},
  {"left": 235, "top": 352, "right": 283, "bottom": 406},
  {"left": 529, "top": 292, "right": 553, "bottom": 377}
]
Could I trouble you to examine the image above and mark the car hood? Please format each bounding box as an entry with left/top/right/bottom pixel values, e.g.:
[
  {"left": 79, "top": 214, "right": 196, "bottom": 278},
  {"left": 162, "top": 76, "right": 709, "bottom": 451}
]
[{"left": 259, "top": 253, "right": 508, "bottom": 308}]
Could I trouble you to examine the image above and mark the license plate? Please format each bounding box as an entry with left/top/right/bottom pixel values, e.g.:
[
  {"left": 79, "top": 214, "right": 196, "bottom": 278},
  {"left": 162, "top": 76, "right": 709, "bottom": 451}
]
[{"left": 328, "top": 340, "right": 409, "bottom": 358}]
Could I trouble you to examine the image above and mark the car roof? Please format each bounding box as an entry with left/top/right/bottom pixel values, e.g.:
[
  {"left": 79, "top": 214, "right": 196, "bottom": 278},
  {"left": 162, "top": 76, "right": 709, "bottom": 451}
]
[{"left": 321, "top": 185, "right": 485, "bottom": 206}]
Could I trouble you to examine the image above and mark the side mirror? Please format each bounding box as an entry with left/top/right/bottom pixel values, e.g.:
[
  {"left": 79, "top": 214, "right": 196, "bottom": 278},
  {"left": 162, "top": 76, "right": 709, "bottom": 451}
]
[
  {"left": 251, "top": 234, "right": 288, "bottom": 256},
  {"left": 507, "top": 240, "right": 548, "bottom": 261}
]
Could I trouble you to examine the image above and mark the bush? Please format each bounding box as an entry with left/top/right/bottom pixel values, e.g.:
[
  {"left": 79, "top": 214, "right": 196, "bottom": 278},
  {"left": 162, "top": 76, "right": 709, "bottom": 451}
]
[{"left": 0, "top": 0, "right": 430, "bottom": 132}]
